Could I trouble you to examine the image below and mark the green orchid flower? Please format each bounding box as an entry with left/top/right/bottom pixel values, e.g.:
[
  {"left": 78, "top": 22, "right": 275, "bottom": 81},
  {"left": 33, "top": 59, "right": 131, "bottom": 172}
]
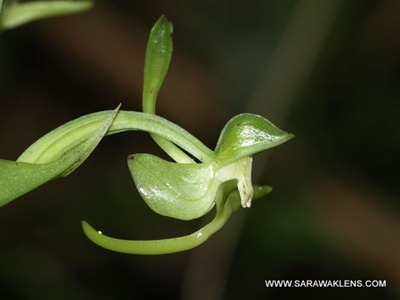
[
  {"left": 0, "top": 16, "right": 293, "bottom": 255},
  {"left": 82, "top": 16, "right": 294, "bottom": 255}
]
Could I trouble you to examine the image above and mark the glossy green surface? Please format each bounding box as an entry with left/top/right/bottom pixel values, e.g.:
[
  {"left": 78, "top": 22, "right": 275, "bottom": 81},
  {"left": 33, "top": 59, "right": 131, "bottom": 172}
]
[
  {"left": 215, "top": 113, "right": 294, "bottom": 163},
  {"left": 129, "top": 154, "right": 218, "bottom": 220}
]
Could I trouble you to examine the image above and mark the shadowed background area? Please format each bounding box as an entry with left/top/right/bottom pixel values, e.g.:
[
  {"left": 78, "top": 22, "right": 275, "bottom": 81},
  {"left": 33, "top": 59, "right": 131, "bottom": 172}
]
[{"left": 1, "top": 0, "right": 399, "bottom": 299}]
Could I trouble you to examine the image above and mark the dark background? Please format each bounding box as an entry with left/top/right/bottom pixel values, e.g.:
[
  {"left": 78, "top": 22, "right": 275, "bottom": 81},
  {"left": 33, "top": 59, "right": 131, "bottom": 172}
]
[{"left": 1, "top": 0, "right": 399, "bottom": 299}]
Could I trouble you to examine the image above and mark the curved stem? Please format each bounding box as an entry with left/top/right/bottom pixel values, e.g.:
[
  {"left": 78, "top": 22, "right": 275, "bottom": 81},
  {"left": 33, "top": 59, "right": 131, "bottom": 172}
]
[
  {"left": 17, "top": 110, "right": 214, "bottom": 164},
  {"left": 82, "top": 189, "right": 232, "bottom": 255},
  {"left": 81, "top": 185, "right": 271, "bottom": 255}
]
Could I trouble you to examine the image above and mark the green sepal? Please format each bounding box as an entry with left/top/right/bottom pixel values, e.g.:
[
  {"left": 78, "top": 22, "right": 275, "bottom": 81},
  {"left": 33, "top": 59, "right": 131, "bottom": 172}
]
[
  {"left": 141, "top": 16, "right": 194, "bottom": 163},
  {"left": 214, "top": 113, "right": 294, "bottom": 163},
  {"left": 0, "top": 107, "right": 118, "bottom": 206},
  {"left": 128, "top": 154, "right": 218, "bottom": 220},
  {"left": 142, "top": 15, "right": 173, "bottom": 114}
]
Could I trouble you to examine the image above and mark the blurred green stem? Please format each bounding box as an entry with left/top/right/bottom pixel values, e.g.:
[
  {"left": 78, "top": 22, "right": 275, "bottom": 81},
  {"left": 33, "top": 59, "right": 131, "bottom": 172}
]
[{"left": 0, "top": 1, "right": 93, "bottom": 30}]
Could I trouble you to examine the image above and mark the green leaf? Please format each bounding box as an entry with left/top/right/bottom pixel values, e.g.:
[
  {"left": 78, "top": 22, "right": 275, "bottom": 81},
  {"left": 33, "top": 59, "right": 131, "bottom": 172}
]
[
  {"left": 0, "top": 1, "right": 93, "bottom": 31},
  {"left": 0, "top": 107, "right": 118, "bottom": 206},
  {"left": 214, "top": 113, "right": 294, "bottom": 163},
  {"left": 128, "top": 154, "right": 218, "bottom": 220}
]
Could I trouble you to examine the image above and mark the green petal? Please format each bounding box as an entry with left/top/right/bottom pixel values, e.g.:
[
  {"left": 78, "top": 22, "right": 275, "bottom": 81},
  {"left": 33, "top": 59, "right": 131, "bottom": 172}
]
[
  {"left": 214, "top": 113, "right": 294, "bottom": 163},
  {"left": 142, "top": 15, "right": 173, "bottom": 114},
  {"left": 141, "top": 16, "right": 194, "bottom": 163},
  {"left": 128, "top": 154, "right": 218, "bottom": 220}
]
